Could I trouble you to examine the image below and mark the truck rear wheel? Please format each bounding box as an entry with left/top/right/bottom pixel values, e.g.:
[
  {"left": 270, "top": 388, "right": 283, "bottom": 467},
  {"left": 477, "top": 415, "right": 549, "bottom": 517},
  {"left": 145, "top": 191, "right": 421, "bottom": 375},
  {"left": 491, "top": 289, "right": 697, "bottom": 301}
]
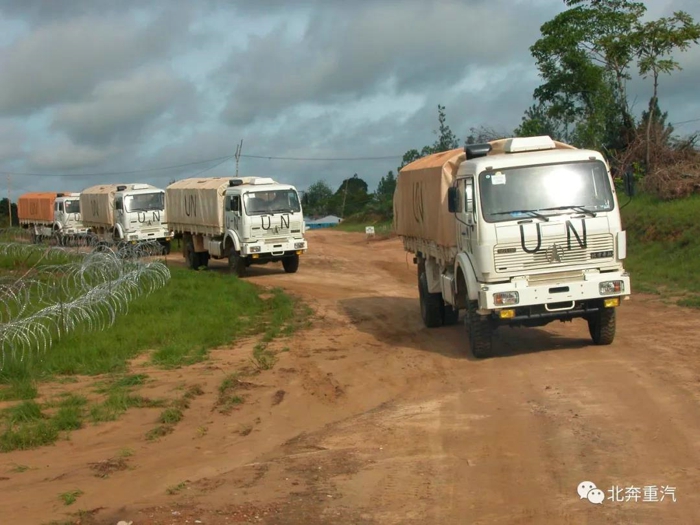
[
  {"left": 282, "top": 254, "right": 299, "bottom": 273},
  {"left": 418, "top": 271, "right": 443, "bottom": 328},
  {"left": 466, "top": 300, "right": 494, "bottom": 358},
  {"left": 228, "top": 250, "right": 246, "bottom": 277},
  {"left": 443, "top": 304, "right": 460, "bottom": 325},
  {"left": 588, "top": 307, "right": 616, "bottom": 345},
  {"left": 185, "top": 241, "right": 199, "bottom": 270}
]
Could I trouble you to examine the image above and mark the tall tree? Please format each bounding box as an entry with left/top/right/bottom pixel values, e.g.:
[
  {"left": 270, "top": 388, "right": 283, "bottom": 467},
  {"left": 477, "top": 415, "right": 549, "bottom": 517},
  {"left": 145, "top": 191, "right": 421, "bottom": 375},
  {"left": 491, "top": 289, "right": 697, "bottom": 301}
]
[
  {"left": 633, "top": 11, "right": 700, "bottom": 169},
  {"left": 302, "top": 180, "right": 334, "bottom": 216},
  {"left": 399, "top": 104, "right": 459, "bottom": 171},
  {"left": 529, "top": 0, "right": 644, "bottom": 151}
]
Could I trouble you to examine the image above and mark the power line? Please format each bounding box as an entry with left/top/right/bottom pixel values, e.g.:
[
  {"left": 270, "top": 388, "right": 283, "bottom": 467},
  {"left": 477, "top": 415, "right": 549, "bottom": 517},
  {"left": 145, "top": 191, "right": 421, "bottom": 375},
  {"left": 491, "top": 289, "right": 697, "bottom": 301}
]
[
  {"left": 240, "top": 154, "right": 402, "bottom": 161},
  {"left": 669, "top": 117, "right": 700, "bottom": 126}
]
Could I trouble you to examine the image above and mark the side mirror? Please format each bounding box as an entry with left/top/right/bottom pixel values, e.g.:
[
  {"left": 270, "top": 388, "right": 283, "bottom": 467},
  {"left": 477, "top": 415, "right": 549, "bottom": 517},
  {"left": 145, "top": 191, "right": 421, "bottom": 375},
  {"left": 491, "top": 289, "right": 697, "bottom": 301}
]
[
  {"left": 447, "top": 187, "right": 458, "bottom": 213},
  {"left": 623, "top": 170, "right": 635, "bottom": 197}
]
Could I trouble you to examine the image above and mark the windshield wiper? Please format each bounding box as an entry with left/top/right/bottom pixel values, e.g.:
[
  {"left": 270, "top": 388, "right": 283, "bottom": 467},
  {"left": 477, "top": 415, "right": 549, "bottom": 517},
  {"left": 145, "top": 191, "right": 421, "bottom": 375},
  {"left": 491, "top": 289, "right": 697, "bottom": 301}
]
[
  {"left": 538, "top": 205, "right": 597, "bottom": 217},
  {"left": 491, "top": 209, "right": 550, "bottom": 222}
]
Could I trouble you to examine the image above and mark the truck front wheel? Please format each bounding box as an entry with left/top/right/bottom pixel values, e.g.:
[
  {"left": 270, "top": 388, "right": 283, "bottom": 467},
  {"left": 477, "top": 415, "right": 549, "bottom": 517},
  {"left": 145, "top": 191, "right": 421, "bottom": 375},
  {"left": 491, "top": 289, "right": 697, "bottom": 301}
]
[
  {"left": 228, "top": 250, "right": 246, "bottom": 277},
  {"left": 282, "top": 254, "right": 299, "bottom": 274},
  {"left": 466, "top": 300, "right": 494, "bottom": 358},
  {"left": 418, "top": 271, "right": 443, "bottom": 328},
  {"left": 588, "top": 307, "right": 616, "bottom": 345}
]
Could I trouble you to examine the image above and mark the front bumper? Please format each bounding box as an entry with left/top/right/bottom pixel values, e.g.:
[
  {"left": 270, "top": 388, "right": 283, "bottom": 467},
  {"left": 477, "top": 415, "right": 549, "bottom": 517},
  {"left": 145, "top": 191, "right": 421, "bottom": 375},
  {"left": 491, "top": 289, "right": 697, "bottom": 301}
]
[
  {"left": 242, "top": 238, "right": 307, "bottom": 257},
  {"left": 126, "top": 231, "right": 171, "bottom": 242},
  {"left": 478, "top": 271, "right": 631, "bottom": 311}
]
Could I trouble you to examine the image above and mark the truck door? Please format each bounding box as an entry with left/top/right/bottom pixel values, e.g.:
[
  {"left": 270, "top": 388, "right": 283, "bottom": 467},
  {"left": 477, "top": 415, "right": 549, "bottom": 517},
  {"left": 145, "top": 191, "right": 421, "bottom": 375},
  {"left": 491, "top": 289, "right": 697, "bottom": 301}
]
[
  {"left": 458, "top": 177, "right": 476, "bottom": 255},
  {"left": 225, "top": 195, "right": 242, "bottom": 232}
]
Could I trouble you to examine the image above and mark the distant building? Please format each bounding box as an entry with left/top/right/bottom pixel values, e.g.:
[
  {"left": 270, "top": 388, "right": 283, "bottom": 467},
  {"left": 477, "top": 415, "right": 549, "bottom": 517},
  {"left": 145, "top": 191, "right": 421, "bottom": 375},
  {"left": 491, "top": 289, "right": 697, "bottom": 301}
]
[{"left": 305, "top": 215, "right": 342, "bottom": 230}]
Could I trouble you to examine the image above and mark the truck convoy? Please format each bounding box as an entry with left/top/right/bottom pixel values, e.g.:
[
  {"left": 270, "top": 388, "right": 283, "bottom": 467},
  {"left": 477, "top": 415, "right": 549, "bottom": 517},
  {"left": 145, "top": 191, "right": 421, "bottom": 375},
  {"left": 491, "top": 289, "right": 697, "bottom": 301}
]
[
  {"left": 79, "top": 183, "right": 172, "bottom": 252},
  {"left": 394, "top": 135, "right": 631, "bottom": 358},
  {"left": 165, "top": 176, "right": 307, "bottom": 276},
  {"left": 17, "top": 192, "right": 87, "bottom": 244}
]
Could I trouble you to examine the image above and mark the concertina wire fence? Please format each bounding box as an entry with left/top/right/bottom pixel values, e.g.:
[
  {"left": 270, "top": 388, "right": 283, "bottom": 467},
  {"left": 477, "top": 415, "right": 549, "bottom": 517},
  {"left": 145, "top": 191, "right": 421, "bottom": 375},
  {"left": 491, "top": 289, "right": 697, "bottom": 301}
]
[{"left": 0, "top": 228, "right": 172, "bottom": 370}]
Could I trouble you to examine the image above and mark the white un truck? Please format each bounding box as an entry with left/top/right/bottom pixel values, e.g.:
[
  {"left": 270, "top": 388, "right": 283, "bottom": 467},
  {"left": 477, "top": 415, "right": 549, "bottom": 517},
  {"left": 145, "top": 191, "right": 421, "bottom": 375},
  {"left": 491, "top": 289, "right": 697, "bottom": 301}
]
[
  {"left": 17, "top": 191, "right": 88, "bottom": 244},
  {"left": 79, "top": 183, "right": 172, "bottom": 252},
  {"left": 394, "top": 135, "right": 632, "bottom": 358},
  {"left": 165, "top": 176, "right": 307, "bottom": 276}
]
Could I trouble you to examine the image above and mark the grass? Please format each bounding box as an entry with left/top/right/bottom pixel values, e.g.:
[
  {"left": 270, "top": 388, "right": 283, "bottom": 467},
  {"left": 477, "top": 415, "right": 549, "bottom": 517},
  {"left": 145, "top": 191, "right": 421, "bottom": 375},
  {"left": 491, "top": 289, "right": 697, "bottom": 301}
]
[
  {"left": 166, "top": 482, "right": 187, "bottom": 495},
  {"left": 146, "top": 384, "right": 205, "bottom": 440},
  {"left": 217, "top": 373, "right": 245, "bottom": 414},
  {"left": 59, "top": 489, "right": 83, "bottom": 506},
  {"left": 332, "top": 217, "right": 394, "bottom": 234},
  {"left": 622, "top": 193, "right": 700, "bottom": 307},
  {"left": 0, "top": 265, "right": 305, "bottom": 397}
]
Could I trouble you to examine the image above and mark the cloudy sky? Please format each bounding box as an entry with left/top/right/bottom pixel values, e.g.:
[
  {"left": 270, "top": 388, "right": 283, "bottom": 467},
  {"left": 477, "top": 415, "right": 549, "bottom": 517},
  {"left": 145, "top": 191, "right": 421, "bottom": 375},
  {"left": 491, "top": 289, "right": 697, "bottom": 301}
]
[{"left": 1, "top": 0, "right": 699, "bottom": 198}]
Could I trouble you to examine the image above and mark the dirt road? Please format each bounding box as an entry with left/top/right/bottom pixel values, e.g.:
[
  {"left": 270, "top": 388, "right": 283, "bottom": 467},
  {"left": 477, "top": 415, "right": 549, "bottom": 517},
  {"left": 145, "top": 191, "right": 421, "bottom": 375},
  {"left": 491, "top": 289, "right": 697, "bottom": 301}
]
[{"left": 3, "top": 229, "right": 700, "bottom": 524}]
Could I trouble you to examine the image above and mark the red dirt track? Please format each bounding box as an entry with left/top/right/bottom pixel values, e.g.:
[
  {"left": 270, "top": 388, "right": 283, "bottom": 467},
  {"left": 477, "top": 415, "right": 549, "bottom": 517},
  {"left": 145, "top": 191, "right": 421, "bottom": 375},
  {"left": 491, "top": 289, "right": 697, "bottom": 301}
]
[{"left": 2, "top": 229, "right": 700, "bottom": 524}]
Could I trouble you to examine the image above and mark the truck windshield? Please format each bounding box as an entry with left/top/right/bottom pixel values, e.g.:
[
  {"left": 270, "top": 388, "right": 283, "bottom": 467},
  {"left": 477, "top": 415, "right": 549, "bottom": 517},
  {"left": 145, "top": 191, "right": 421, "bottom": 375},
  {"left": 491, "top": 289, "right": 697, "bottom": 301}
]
[
  {"left": 65, "top": 200, "right": 80, "bottom": 214},
  {"left": 243, "top": 189, "right": 301, "bottom": 216},
  {"left": 124, "top": 192, "right": 164, "bottom": 212},
  {"left": 478, "top": 160, "right": 614, "bottom": 223}
]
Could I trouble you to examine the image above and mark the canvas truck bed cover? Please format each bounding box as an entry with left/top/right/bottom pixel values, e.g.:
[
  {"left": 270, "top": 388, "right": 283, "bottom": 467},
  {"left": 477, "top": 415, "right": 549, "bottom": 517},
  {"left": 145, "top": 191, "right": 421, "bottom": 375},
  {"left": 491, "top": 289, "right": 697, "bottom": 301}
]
[
  {"left": 80, "top": 184, "right": 120, "bottom": 227},
  {"left": 393, "top": 148, "right": 465, "bottom": 248},
  {"left": 393, "top": 139, "right": 577, "bottom": 248},
  {"left": 17, "top": 192, "right": 65, "bottom": 223},
  {"left": 165, "top": 177, "right": 230, "bottom": 232}
]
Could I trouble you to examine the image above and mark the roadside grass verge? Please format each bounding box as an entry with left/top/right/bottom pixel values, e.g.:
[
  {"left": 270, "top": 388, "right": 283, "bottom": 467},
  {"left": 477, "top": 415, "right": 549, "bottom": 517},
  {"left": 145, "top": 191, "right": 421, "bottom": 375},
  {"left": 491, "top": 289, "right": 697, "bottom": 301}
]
[
  {"left": 1, "top": 260, "right": 312, "bottom": 451},
  {"left": 622, "top": 193, "right": 700, "bottom": 307},
  {"left": 0, "top": 265, "right": 305, "bottom": 398},
  {"left": 331, "top": 218, "right": 394, "bottom": 234}
]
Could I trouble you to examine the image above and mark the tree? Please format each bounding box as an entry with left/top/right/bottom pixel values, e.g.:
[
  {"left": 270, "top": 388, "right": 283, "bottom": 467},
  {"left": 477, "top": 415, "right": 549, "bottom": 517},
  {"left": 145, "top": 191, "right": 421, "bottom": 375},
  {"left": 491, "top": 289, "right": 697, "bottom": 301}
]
[
  {"left": 399, "top": 104, "right": 460, "bottom": 171},
  {"left": 465, "top": 125, "right": 507, "bottom": 145},
  {"left": 371, "top": 170, "right": 396, "bottom": 217},
  {"left": 332, "top": 174, "right": 369, "bottom": 218},
  {"left": 0, "top": 198, "right": 18, "bottom": 227},
  {"left": 529, "top": 0, "right": 645, "bottom": 151},
  {"left": 633, "top": 11, "right": 700, "bottom": 169},
  {"left": 514, "top": 103, "right": 565, "bottom": 139},
  {"left": 432, "top": 104, "right": 460, "bottom": 152},
  {"left": 302, "top": 180, "right": 334, "bottom": 217}
]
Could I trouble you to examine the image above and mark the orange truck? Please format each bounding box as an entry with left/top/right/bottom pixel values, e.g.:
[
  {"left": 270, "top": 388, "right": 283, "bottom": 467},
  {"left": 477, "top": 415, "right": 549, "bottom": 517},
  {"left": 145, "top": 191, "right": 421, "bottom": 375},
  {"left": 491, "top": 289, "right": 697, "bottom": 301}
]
[{"left": 17, "top": 191, "right": 87, "bottom": 243}]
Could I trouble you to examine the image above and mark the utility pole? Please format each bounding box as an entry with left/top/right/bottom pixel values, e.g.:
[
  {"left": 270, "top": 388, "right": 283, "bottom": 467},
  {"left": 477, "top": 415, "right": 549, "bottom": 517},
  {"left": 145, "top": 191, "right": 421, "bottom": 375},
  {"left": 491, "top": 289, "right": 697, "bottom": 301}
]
[
  {"left": 235, "top": 139, "right": 243, "bottom": 177},
  {"left": 6, "top": 173, "right": 12, "bottom": 228},
  {"left": 340, "top": 178, "right": 349, "bottom": 219}
]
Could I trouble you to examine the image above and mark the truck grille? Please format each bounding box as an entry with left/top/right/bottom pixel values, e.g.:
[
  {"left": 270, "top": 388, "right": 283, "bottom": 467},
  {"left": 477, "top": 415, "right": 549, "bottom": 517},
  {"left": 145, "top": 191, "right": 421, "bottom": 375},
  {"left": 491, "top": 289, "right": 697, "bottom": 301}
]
[{"left": 494, "top": 233, "right": 614, "bottom": 273}]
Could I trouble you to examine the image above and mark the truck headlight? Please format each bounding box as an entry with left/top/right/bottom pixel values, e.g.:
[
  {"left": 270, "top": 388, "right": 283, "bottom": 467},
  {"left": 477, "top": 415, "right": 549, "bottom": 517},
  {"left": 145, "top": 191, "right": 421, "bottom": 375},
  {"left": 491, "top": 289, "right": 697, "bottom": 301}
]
[
  {"left": 494, "top": 291, "right": 519, "bottom": 306},
  {"left": 129, "top": 235, "right": 138, "bottom": 240},
  {"left": 249, "top": 245, "right": 261, "bottom": 253},
  {"left": 294, "top": 242, "right": 305, "bottom": 249},
  {"left": 599, "top": 280, "right": 624, "bottom": 295}
]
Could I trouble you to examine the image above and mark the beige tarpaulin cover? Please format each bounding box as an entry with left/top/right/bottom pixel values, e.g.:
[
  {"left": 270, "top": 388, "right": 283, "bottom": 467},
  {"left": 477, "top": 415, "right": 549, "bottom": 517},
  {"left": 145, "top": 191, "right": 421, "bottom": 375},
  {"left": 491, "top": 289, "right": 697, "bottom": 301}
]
[
  {"left": 393, "top": 139, "right": 577, "bottom": 248},
  {"left": 80, "top": 184, "right": 120, "bottom": 227},
  {"left": 17, "top": 192, "right": 63, "bottom": 223},
  {"left": 165, "top": 177, "right": 230, "bottom": 232}
]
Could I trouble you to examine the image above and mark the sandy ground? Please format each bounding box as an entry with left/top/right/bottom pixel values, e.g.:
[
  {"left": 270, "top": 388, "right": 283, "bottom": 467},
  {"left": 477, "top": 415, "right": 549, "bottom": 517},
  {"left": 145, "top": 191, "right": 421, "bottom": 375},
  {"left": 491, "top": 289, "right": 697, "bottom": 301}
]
[{"left": 2, "top": 229, "right": 700, "bottom": 524}]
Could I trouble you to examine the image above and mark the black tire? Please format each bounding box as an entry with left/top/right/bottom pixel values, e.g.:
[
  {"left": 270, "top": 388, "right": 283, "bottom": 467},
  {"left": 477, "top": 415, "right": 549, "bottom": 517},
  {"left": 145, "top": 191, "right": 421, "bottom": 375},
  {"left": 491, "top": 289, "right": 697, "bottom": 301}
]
[
  {"left": 418, "top": 271, "right": 443, "bottom": 328},
  {"left": 185, "top": 241, "right": 199, "bottom": 270},
  {"left": 466, "top": 299, "right": 494, "bottom": 358},
  {"left": 228, "top": 250, "right": 246, "bottom": 277},
  {"left": 282, "top": 254, "right": 299, "bottom": 273},
  {"left": 443, "top": 304, "right": 460, "bottom": 326},
  {"left": 588, "top": 307, "right": 616, "bottom": 345}
]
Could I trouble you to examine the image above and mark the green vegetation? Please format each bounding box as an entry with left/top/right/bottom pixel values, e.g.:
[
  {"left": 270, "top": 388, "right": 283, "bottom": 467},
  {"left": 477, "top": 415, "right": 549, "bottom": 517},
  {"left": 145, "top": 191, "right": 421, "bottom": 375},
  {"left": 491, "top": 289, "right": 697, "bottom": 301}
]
[
  {"left": 622, "top": 194, "right": 700, "bottom": 307},
  {"left": 0, "top": 256, "right": 309, "bottom": 452},
  {"left": 59, "top": 489, "right": 83, "bottom": 506},
  {"left": 0, "top": 266, "right": 302, "bottom": 396}
]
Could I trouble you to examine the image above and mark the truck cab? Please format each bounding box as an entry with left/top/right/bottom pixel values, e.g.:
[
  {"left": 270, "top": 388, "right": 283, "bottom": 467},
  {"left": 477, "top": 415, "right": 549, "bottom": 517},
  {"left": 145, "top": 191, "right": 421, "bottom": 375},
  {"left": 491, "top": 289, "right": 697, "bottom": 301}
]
[
  {"left": 113, "top": 184, "right": 171, "bottom": 251},
  {"left": 444, "top": 136, "right": 630, "bottom": 355},
  {"left": 223, "top": 177, "right": 307, "bottom": 275},
  {"left": 54, "top": 193, "right": 88, "bottom": 240}
]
